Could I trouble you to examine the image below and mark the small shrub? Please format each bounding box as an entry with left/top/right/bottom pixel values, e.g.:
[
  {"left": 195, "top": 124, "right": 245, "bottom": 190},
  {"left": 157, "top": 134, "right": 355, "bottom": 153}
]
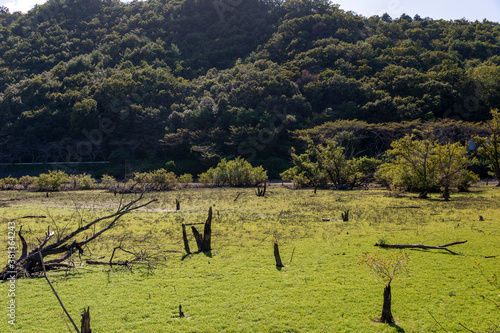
[
  {"left": 133, "top": 169, "right": 178, "bottom": 190},
  {"left": 68, "top": 173, "right": 97, "bottom": 190},
  {"left": 179, "top": 173, "right": 193, "bottom": 187},
  {"left": 0, "top": 176, "right": 18, "bottom": 189},
  {"left": 198, "top": 157, "right": 267, "bottom": 187},
  {"left": 19, "top": 175, "right": 38, "bottom": 190},
  {"left": 36, "top": 170, "right": 69, "bottom": 191},
  {"left": 101, "top": 174, "right": 118, "bottom": 191}
]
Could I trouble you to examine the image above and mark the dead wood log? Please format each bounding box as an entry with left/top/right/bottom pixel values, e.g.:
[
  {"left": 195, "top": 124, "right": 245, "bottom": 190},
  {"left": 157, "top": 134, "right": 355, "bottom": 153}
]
[
  {"left": 256, "top": 181, "right": 267, "bottom": 197},
  {"left": 375, "top": 240, "right": 467, "bottom": 255},
  {"left": 188, "top": 207, "right": 213, "bottom": 253},
  {"left": 380, "top": 282, "right": 395, "bottom": 324},
  {"left": 1, "top": 189, "right": 156, "bottom": 279},
  {"left": 81, "top": 307, "right": 91, "bottom": 333},
  {"left": 274, "top": 242, "right": 285, "bottom": 268},
  {"left": 341, "top": 210, "right": 349, "bottom": 222},
  {"left": 191, "top": 226, "right": 204, "bottom": 252},
  {"left": 202, "top": 207, "right": 212, "bottom": 251}
]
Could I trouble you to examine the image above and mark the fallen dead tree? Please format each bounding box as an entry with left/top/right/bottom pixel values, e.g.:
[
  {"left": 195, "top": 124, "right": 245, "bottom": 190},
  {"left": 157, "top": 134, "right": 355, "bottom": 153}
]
[
  {"left": 2, "top": 190, "right": 156, "bottom": 280},
  {"left": 375, "top": 240, "right": 467, "bottom": 255}
]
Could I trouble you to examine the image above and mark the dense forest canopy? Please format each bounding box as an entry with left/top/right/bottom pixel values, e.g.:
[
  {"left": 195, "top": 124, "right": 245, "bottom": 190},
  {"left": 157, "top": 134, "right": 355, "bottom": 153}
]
[{"left": 0, "top": 0, "right": 499, "bottom": 176}]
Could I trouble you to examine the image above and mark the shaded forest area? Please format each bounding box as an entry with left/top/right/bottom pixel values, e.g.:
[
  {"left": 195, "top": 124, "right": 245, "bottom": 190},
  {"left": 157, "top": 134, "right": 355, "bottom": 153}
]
[{"left": 0, "top": 0, "right": 499, "bottom": 177}]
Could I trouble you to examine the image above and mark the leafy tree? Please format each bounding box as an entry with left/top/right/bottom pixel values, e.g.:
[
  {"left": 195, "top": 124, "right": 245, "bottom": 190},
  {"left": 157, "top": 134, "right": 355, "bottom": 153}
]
[
  {"left": 198, "top": 157, "right": 267, "bottom": 187},
  {"left": 379, "top": 133, "right": 477, "bottom": 199},
  {"left": 280, "top": 146, "right": 327, "bottom": 191},
  {"left": 434, "top": 142, "right": 478, "bottom": 200},
  {"left": 36, "top": 170, "right": 69, "bottom": 191},
  {"left": 281, "top": 138, "right": 361, "bottom": 190},
  {"left": 474, "top": 109, "right": 500, "bottom": 185}
]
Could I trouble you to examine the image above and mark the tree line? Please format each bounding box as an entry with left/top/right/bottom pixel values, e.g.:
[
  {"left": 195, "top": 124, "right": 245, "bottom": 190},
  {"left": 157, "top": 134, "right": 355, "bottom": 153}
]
[{"left": 2, "top": 109, "right": 499, "bottom": 199}]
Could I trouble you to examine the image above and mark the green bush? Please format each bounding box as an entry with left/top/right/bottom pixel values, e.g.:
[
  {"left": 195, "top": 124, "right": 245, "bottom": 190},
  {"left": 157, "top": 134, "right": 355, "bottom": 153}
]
[
  {"left": 198, "top": 157, "right": 267, "bottom": 187},
  {"left": 68, "top": 173, "right": 97, "bottom": 190},
  {"left": 0, "top": 176, "right": 18, "bottom": 189},
  {"left": 101, "top": 174, "right": 119, "bottom": 191},
  {"left": 133, "top": 168, "right": 178, "bottom": 190},
  {"left": 36, "top": 170, "right": 69, "bottom": 191},
  {"left": 19, "top": 175, "right": 38, "bottom": 190},
  {"left": 179, "top": 173, "right": 193, "bottom": 187}
]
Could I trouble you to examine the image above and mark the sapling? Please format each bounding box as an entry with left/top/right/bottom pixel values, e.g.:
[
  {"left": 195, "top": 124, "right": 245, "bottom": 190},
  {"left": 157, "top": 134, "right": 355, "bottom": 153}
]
[{"left": 360, "top": 251, "right": 410, "bottom": 324}]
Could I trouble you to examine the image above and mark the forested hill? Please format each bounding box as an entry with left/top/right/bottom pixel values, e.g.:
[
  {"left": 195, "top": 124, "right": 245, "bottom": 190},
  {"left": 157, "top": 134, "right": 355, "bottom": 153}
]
[{"left": 0, "top": 0, "right": 499, "bottom": 175}]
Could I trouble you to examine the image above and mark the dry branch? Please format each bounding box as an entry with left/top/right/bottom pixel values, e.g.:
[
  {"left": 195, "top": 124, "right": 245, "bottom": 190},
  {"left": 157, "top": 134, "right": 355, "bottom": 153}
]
[
  {"left": 375, "top": 240, "right": 467, "bottom": 255},
  {"left": 2, "top": 189, "right": 156, "bottom": 279},
  {"left": 39, "top": 251, "right": 80, "bottom": 333}
]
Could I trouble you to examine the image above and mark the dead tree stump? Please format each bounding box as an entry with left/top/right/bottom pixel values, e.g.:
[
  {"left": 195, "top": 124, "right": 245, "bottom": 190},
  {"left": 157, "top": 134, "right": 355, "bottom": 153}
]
[
  {"left": 176, "top": 199, "right": 180, "bottom": 211},
  {"left": 341, "top": 210, "right": 349, "bottom": 222},
  {"left": 274, "top": 242, "right": 285, "bottom": 268},
  {"left": 183, "top": 207, "right": 213, "bottom": 253},
  {"left": 179, "top": 304, "right": 185, "bottom": 318},
  {"left": 256, "top": 182, "right": 267, "bottom": 197},
  {"left": 380, "top": 283, "right": 395, "bottom": 324},
  {"left": 81, "top": 307, "right": 91, "bottom": 333},
  {"left": 191, "top": 227, "right": 204, "bottom": 252},
  {"left": 202, "top": 207, "right": 212, "bottom": 251},
  {"left": 182, "top": 224, "right": 191, "bottom": 254}
]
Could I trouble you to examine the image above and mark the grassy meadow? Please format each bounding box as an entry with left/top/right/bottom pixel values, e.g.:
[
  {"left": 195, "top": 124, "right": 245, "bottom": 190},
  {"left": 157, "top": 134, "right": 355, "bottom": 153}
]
[{"left": 0, "top": 185, "right": 499, "bottom": 332}]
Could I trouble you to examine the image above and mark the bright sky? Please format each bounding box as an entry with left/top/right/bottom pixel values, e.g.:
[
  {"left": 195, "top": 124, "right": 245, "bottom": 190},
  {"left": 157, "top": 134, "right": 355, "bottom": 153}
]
[{"left": 1, "top": 0, "right": 499, "bottom": 22}]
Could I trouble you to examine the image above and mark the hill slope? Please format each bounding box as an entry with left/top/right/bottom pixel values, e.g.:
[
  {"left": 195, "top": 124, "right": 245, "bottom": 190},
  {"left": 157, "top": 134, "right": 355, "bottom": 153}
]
[{"left": 0, "top": 0, "right": 499, "bottom": 175}]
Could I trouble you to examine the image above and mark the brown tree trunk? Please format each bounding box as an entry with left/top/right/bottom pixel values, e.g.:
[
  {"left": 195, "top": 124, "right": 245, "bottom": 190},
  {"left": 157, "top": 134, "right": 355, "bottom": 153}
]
[
  {"left": 202, "top": 207, "right": 212, "bottom": 251},
  {"left": 81, "top": 307, "right": 91, "bottom": 333},
  {"left": 443, "top": 186, "right": 450, "bottom": 201},
  {"left": 191, "top": 226, "right": 204, "bottom": 252},
  {"left": 182, "top": 224, "right": 191, "bottom": 254},
  {"left": 380, "top": 282, "right": 395, "bottom": 324},
  {"left": 274, "top": 242, "right": 285, "bottom": 267},
  {"left": 418, "top": 190, "right": 428, "bottom": 199}
]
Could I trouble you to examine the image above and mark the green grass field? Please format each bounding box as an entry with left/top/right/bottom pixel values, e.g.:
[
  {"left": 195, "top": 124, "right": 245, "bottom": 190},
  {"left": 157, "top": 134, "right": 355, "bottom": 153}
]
[{"left": 1, "top": 185, "right": 499, "bottom": 332}]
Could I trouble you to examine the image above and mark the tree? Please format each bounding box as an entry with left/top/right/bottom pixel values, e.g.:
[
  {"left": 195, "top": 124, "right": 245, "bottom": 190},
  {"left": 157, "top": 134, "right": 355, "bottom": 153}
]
[
  {"left": 198, "top": 157, "right": 268, "bottom": 186},
  {"left": 281, "top": 139, "right": 360, "bottom": 190},
  {"left": 280, "top": 145, "right": 327, "bottom": 191},
  {"left": 360, "top": 251, "right": 410, "bottom": 324},
  {"left": 434, "top": 142, "right": 478, "bottom": 200},
  {"left": 474, "top": 109, "right": 500, "bottom": 186},
  {"left": 379, "top": 133, "right": 436, "bottom": 198},
  {"left": 379, "top": 133, "right": 477, "bottom": 199},
  {"left": 317, "top": 140, "right": 359, "bottom": 189}
]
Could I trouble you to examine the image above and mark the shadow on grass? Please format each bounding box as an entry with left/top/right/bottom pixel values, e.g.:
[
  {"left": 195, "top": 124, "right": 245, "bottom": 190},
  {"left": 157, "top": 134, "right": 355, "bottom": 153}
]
[
  {"left": 181, "top": 250, "right": 212, "bottom": 261},
  {"left": 389, "top": 323, "right": 406, "bottom": 332}
]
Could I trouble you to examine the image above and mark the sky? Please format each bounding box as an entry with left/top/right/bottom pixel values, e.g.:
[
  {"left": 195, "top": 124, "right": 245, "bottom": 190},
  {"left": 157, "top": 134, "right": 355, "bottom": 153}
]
[{"left": 1, "top": 0, "right": 500, "bottom": 22}]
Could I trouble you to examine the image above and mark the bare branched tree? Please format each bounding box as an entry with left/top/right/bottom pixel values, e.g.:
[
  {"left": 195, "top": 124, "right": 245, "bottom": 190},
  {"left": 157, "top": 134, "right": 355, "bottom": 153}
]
[{"left": 2, "top": 190, "right": 156, "bottom": 279}]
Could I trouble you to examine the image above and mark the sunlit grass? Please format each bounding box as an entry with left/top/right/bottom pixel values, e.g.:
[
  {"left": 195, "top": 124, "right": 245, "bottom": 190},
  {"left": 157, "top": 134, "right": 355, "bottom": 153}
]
[{"left": 0, "top": 185, "right": 499, "bottom": 332}]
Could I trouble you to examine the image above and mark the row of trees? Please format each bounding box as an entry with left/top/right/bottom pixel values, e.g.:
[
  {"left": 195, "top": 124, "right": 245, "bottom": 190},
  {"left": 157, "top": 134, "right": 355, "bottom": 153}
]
[
  {"left": 282, "top": 109, "right": 500, "bottom": 199},
  {"left": 0, "top": 161, "right": 267, "bottom": 191},
  {"left": 1, "top": 110, "right": 498, "bottom": 196}
]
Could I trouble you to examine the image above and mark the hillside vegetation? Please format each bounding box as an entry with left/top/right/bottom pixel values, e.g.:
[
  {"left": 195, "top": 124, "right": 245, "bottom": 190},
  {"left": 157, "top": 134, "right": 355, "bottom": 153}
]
[{"left": 1, "top": 0, "right": 499, "bottom": 175}]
